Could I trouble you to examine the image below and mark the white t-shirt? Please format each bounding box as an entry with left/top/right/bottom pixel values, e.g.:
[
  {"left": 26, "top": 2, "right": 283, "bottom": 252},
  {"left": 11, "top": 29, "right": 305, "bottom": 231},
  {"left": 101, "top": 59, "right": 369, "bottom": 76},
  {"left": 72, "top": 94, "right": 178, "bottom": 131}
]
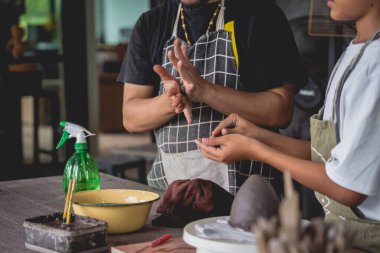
[{"left": 323, "top": 39, "right": 380, "bottom": 221}]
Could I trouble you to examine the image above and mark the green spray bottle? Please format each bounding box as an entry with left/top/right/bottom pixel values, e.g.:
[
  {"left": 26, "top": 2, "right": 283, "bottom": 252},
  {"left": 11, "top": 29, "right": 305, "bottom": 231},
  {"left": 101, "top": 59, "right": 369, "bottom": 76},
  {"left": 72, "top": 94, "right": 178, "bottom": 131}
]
[{"left": 56, "top": 121, "right": 101, "bottom": 194}]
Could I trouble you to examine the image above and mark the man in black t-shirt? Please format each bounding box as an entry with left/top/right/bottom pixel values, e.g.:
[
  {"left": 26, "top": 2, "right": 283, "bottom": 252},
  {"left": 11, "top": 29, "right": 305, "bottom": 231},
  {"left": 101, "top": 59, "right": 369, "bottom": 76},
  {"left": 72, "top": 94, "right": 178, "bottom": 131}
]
[{"left": 117, "top": 0, "right": 306, "bottom": 196}]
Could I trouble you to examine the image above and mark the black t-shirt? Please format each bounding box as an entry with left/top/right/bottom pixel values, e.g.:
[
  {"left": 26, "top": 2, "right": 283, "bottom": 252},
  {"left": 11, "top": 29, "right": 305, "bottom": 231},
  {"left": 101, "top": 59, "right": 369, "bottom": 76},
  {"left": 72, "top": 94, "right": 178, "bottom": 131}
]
[{"left": 117, "top": 0, "right": 307, "bottom": 94}]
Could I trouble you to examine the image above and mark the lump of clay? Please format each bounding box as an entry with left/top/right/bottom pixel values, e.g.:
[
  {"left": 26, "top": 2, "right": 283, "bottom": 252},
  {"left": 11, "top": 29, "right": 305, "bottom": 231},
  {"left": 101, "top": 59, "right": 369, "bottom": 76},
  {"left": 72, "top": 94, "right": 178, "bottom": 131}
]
[{"left": 229, "top": 175, "right": 280, "bottom": 231}]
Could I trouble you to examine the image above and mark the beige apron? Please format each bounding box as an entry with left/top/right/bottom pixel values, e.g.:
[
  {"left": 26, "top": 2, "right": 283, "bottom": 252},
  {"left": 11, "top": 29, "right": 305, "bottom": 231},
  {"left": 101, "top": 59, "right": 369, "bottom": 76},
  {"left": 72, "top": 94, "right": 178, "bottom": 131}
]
[{"left": 310, "top": 30, "right": 380, "bottom": 252}]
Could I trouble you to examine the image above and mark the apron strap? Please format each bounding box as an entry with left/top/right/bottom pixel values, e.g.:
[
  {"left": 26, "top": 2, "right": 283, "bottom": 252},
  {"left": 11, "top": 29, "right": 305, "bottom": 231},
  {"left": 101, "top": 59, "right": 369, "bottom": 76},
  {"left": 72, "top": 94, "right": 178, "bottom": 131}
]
[
  {"left": 172, "top": 2, "right": 182, "bottom": 38},
  {"left": 215, "top": 0, "right": 225, "bottom": 31},
  {"left": 322, "top": 52, "right": 346, "bottom": 110},
  {"left": 317, "top": 44, "right": 347, "bottom": 119}
]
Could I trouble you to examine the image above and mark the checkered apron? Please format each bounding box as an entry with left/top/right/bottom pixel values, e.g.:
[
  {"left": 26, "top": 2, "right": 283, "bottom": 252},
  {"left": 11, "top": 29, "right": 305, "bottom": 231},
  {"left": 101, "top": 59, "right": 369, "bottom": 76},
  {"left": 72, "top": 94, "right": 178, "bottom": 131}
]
[{"left": 147, "top": 0, "right": 278, "bottom": 195}]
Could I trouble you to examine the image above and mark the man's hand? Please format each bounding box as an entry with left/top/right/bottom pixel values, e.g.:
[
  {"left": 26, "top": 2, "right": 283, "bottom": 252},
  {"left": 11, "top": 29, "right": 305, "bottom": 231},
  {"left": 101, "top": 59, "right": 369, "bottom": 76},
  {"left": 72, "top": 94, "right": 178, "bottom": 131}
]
[
  {"left": 153, "top": 64, "right": 192, "bottom": 124},
  {"left": 168, "top": 39, "right": 211, "bottom": 102}
]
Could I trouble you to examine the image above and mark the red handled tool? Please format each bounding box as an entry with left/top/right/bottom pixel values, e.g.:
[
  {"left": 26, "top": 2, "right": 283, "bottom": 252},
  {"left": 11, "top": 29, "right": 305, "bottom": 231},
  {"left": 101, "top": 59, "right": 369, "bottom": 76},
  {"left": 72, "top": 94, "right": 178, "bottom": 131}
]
[{"left": 135, "top": 234, "right": 173, "bottom": 253}]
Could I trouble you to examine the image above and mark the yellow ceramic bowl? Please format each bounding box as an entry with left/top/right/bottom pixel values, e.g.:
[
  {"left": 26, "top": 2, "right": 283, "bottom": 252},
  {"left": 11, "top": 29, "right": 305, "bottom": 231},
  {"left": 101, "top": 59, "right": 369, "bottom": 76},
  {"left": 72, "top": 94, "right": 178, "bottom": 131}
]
[{"left": 71, "top": 189, "right": 160, "bottom": 234}]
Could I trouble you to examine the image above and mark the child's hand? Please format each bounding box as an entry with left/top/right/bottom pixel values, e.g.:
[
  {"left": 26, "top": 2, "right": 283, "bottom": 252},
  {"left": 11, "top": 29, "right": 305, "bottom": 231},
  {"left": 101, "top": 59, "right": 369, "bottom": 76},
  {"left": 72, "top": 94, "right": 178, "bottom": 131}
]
[
  {"left": 195, "top": 134, "right": 261, "bottom": 164},
  {"left": 212, "top": 113, "right": 260, "bottom": 138}
]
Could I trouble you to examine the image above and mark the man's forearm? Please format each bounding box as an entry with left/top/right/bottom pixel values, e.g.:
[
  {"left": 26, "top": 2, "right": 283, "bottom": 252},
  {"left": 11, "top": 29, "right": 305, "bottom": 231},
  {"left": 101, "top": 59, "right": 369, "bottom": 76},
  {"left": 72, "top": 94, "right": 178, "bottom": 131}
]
[
  {"left": 123, "top": 94, "right": 175, "bottom": 133},
  {"left": 204, "top": 82, "right": 295, "bottom": 127}
]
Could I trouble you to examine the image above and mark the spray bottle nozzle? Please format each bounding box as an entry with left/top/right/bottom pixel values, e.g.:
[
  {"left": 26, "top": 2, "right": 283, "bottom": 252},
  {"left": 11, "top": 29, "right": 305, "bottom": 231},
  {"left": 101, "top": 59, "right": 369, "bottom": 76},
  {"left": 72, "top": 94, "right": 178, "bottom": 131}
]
[
  {"left": 56, "top": 121, "right": 95, "bottom": 150},
  {"left": 56, "top": 131, "right": 69, "bottom": 149}
]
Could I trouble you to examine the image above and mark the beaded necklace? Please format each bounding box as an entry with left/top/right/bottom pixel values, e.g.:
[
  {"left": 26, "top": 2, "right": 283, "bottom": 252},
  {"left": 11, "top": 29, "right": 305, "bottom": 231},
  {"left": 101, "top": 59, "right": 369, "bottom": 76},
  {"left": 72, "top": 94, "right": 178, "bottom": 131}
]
[{"left": 180, "top": 3, "right": 222, "bottom": 45}]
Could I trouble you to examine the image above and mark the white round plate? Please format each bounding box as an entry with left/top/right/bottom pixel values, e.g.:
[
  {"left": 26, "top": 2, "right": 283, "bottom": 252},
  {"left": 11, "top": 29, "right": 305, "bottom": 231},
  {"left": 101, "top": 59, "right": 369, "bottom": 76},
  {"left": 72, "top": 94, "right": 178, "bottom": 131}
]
[{"left": 183, "top": 216, "right": 258, "bottom": 253}]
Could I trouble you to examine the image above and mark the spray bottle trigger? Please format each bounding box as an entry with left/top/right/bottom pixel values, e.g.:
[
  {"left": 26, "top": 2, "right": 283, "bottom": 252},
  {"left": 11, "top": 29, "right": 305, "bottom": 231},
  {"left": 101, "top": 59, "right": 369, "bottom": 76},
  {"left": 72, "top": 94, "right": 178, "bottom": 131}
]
[
  {"left": 81, "top": 128, "right": 95, "bottom": 138},
  {"left": 56, "top": 131, "right": 70, "bottom": 149}
]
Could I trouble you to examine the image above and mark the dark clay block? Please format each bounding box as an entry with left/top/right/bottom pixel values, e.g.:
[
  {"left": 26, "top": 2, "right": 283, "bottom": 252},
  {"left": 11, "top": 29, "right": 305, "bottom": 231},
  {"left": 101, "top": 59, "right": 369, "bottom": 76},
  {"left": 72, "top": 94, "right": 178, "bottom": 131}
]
[{"left": 23, "top": 212, "right": 108, "bottom": 253}]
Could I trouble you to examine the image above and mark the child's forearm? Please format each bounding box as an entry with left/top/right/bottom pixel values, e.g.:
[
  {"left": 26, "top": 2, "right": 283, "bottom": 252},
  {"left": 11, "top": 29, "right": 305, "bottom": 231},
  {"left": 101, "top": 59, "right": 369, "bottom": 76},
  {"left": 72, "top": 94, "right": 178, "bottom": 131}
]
[{"left": 255, "top": 127, "right": 311, "bottom": 160}]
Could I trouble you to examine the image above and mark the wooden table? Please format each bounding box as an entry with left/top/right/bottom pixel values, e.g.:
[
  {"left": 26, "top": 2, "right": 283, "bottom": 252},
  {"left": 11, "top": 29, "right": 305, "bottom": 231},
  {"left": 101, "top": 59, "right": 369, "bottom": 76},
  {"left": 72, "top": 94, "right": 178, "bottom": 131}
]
[
  {"left": 0, "top": 173, "right": 369, "bottom": 253},
  {"left": 0, "top": 173, "right": 182, "bottom": 253}
]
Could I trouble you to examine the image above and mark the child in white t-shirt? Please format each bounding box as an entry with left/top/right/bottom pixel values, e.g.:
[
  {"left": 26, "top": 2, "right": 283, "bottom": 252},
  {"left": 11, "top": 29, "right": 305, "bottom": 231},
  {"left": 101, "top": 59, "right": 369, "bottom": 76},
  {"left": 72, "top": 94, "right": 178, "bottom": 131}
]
[{"left": 196, "top": 0, "right": 380, "bottom": 251}]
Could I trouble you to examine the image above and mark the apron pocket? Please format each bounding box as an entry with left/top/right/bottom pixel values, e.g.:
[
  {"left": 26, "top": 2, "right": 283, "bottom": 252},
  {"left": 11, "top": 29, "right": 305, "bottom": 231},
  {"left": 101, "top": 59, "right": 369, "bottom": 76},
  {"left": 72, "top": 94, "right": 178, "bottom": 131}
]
[{"left": 160, "top": 149, "right": 229, "bottom": 192}]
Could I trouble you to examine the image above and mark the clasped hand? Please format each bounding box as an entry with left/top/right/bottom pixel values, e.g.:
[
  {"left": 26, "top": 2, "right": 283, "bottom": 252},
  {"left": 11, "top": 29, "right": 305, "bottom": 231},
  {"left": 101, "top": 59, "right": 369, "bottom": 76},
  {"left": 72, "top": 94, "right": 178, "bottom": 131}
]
[
  {"left": 168, "top": 38, "right": 210, "bottom": 102},
  {"left": 153, "top": 38, "right": 211, "bottom": 123},
  {"left": 153, "top": 64, "right": 192, "bottom": 124}
]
